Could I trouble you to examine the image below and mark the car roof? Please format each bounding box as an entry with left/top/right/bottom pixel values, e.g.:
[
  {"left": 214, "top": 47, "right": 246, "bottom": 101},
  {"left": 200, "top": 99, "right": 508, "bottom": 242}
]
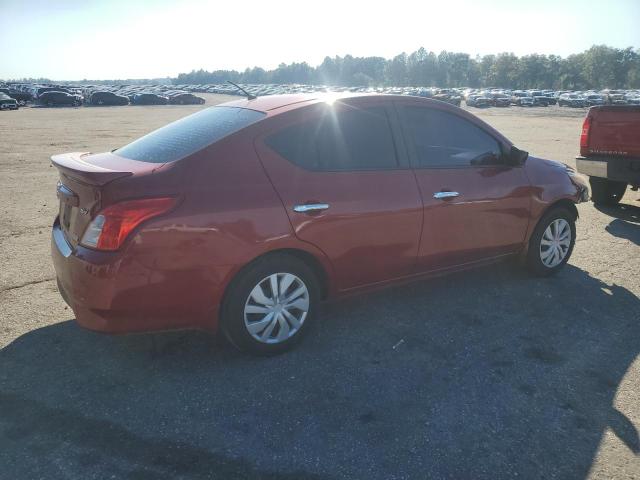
[
  {"left": 221, "top": 93, "right": 323, "bottom": 113},
  {"left": 220, "top": 92, "right": 448, "bottom": 114},
  {"left": 220, "top": 93, "right": 512, "bottom": 146}
]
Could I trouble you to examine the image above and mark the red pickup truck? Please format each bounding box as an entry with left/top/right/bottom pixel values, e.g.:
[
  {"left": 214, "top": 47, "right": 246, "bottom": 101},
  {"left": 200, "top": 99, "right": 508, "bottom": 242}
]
[{"left": 576, "top": 106, "right": 640, "bottom": 205}]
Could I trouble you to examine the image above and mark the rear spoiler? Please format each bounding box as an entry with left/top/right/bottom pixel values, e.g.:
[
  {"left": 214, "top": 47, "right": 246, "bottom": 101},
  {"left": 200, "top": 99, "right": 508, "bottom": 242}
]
[{"left": 51, "top": 152, "right": 133, "bottom": 186}]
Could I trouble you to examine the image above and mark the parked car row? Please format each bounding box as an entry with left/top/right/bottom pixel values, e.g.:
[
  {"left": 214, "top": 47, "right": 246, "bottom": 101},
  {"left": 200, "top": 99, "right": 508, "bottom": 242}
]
[
  {"left": 3, "top": 81, "right": 640, "bottom": 110},
  {"left": 184, "top": 83, "right": 640, "bottom": 108},
  {"left": 0, "top": 82, "right": 205, "bottom": 108},
  {"left": 462, "top": 88, "right": 640, "bottom": 108},
  {"left": 81, "top": 85, "right": 206, "bottom": 106}
]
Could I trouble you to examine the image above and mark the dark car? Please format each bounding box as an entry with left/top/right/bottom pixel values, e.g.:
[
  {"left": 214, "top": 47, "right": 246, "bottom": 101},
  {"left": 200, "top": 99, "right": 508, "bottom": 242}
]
[
  {"left": 541, "top": 92, "right": 557, "bottom": 105},
  {"left": 0, "top": 93, "right": 19, "bottom": 110},
  {"left": 89, "top": 91, "right": 130, "bottom": 106},
  {"left": 39, "top": 91, "right": 82, "bottom": 107},
  {"left": 432, "top": 89, "right": 462, "bottom": 107},
  {"left": 466, "top": 94, "right": 491, "bottom": 107},
  {"left": 168, "top": 93, "right": 206, "bottom": 105},
  {"left": 583, "top": 94, "right": 605, "bottom": 106},
  {"left": 132, "top": 93, "right": 169, "bottom": 105},
  {"left": 8, "top": 90, "right": 33, "bottom": 105},
  {"left": 36, "top": 86, "right": 70, "bottom": 97},
  {"left": 51, "top": 94, "right": 588, "bottom": 354},
  {"left": 0, "top": 88, "right": 32, "bottom": 105},
  {"left": 488, "top": 93, "right": 511, "bottom": 107},
  {"left": 528, "top": 91, "right": 553, "bottom": 106},
  {"left": 558, "top": 94, "right": 586, "bottom": 108},
  {"left": 515, "top": 96, "right": 535, "bottom": 107}
]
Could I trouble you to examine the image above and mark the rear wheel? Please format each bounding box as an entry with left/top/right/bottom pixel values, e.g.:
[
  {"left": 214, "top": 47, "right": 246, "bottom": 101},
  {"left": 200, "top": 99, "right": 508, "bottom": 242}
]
[
  {"left": 526, "top": 208, "right": 576, "bottom": 276},
  {"left": 221, "top": 254, "right": 320, "bottom": 355},
  {"left": 589, "top": 177, "right": 627, "bottom": 206}
]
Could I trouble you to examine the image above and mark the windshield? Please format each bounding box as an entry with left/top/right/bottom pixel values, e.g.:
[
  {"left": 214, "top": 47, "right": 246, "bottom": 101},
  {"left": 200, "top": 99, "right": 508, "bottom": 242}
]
[{"left": 116, "top": 106, "right": 265, "bottom": 163}]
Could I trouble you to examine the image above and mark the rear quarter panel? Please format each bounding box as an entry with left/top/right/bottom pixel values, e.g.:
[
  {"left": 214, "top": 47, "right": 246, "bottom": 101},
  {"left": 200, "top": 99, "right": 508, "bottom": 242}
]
[{"left": 119, "top": 126, "right": 335, "bottom": 328}]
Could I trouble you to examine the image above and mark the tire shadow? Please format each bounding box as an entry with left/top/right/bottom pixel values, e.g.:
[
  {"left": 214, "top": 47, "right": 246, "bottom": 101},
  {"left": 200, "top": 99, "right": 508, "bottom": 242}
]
[{"left": 595, "top": 202, "right": 640, "bottom": 245}]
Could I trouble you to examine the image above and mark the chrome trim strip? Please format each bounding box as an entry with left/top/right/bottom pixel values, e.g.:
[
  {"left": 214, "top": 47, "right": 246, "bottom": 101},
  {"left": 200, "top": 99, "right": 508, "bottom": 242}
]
[{"left": 53, "top": 223, "right": 73, "bottom": 258}]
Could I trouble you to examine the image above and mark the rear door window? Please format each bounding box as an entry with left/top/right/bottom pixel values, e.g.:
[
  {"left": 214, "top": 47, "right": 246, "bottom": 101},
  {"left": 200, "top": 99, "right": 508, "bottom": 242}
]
[
  {"left": 402, "top": 106, "right": 503, "bottom": 167},
  {"left": 116, "top": 106, "right": 265, "bottom": 163},
  {"left": 265, "top": 105, "right": 398, "bottom": 171}
]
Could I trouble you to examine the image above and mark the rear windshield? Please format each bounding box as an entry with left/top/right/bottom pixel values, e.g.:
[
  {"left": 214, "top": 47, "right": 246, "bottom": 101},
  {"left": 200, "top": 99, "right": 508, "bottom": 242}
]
[{"left": 116, "top": 106, "right": 265, "bottom": 163}]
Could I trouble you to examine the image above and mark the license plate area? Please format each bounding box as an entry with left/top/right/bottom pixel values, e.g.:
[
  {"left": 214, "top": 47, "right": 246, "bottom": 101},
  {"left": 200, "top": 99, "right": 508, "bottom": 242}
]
[
  {"left": 56, "top": 181, "right": 78, "bottom": 238},
  {"left": 60, "top": 202, "right": 72, "bottom": 233}
]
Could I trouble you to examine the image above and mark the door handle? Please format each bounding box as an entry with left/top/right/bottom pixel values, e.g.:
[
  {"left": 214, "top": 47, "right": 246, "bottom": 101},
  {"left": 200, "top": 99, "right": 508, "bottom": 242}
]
[
  {"left": 293, "top": 203, "right": 330, "bottom": 213},
  {"left": 433, "top": 191, "right": 460, "bottom": 200}
]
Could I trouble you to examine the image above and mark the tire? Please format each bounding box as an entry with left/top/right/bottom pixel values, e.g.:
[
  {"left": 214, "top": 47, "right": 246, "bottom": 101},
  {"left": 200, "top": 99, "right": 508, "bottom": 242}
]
[
  {"left": 526, "top": 207, "right": 576, "bottom": 276},
  {"left": 589, "top": 177, "right": 627, "bottom": 206},
  {"left": 220, "top": 254, "right": 320, "bottom": 355}
]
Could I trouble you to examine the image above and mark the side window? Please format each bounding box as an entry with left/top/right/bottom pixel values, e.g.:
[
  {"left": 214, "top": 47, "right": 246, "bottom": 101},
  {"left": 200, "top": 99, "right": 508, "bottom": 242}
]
[
  {"left": 403, "top": 106, "right": 503, "bottom": 167},
  {"left": 265, "top": 106, "right": 398, "bottom": 171}
]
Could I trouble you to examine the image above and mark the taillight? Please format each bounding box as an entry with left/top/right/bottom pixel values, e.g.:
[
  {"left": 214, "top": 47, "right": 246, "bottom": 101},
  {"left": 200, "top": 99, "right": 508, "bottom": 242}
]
[
  {"left": 579, "top": 116, "right": 591, "bottom": 155},
  {"left": 81, "top": 197, "right": 177, "bottom": 251}
]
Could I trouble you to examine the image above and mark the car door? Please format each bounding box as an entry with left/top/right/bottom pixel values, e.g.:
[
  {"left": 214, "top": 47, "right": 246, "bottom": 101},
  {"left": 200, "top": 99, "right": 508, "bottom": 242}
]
[
  {"left": 396, "top": 100, "right": 531, "bottom": 271},
  {"left": 255, "top": 98, "right": 423, "bottom": 291}
]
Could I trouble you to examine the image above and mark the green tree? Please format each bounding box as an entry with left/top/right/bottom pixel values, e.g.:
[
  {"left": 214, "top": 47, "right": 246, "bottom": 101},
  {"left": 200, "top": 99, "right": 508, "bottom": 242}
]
[{"left": 385, "top": 53, "right": 408, "bottom": 86}]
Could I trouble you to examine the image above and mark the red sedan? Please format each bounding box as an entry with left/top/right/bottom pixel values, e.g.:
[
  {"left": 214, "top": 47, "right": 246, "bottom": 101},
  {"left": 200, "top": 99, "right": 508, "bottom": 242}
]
[{"left": 51, "top": 94, "right": 589, "bottom": 354}]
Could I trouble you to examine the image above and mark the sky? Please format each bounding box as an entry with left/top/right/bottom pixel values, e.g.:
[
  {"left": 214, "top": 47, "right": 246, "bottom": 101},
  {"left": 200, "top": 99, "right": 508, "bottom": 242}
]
[{"left": 1, "top": 0, "right": 639, "bottom": 80}]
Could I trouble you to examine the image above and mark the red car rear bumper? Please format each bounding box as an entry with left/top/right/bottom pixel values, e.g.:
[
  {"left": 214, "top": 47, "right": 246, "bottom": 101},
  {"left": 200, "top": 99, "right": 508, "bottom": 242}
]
[{"left": 51, "top": 218, "right": 221, "bottom": 334}]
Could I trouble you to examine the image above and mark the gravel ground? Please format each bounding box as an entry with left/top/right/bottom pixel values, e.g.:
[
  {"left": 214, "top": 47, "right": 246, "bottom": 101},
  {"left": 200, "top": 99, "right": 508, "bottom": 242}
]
[{"left": 0, "top": 96, "right": 638, "bottom": 479}]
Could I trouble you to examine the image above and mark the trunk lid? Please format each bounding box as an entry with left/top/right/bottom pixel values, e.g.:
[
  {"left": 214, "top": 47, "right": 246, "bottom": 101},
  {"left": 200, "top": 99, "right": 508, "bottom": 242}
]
[{"left": 51, "top": 151, "right": 168, "bottom": 248}]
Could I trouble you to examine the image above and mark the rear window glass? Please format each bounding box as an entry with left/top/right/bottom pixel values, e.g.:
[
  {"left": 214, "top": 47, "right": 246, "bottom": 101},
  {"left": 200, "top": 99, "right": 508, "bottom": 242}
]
[
  {"left": 265, "top": 106, "right": 398, "bottom": 171},
  {"left": 116, "top": 106, "right": 265, "bottom": 163}
]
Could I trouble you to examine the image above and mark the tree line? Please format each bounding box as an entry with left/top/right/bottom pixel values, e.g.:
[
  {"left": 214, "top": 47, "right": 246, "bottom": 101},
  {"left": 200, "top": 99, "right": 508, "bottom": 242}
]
[{"left": 174, "top": 45, "right": 640, "bottom": 90}]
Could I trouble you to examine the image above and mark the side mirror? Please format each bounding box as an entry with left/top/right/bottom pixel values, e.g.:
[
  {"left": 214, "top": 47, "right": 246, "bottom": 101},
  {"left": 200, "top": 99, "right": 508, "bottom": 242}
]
[{"left": 508, "top": 145, "right": 528, "bottom": 166}]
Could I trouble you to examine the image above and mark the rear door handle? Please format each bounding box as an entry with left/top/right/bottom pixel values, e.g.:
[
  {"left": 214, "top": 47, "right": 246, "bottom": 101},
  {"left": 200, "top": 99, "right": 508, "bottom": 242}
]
[
  {"left": 433, "top": 191, "right": 459, "bottom": 200},
  {"left": 293, "top": 203, "right": 330, "bottom": 213}
]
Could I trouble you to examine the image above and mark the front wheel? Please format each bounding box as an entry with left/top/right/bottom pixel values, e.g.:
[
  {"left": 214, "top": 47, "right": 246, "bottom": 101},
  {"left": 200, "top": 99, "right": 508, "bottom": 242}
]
[
  {"left": 526, "top": 208, "right": 576, "bottom": 276},
  {"left": 589, "top": 177, "right": 627, "bottom": 206},
  {"left": 220, "top": 254, "right": 320, "bottom": 355}
]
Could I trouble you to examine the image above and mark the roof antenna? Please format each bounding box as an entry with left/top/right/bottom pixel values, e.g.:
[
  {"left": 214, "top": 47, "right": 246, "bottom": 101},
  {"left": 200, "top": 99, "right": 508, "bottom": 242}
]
[{"left": 227, "top": 81, "right": 257, "bottom": 100}]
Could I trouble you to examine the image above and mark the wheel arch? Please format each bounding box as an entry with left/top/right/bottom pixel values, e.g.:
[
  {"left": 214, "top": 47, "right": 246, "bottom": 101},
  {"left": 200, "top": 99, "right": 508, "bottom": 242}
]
[
  {"left": 542, "top": 198, "right": 579, "bottom": 221},
  {"left": 523, "top": 197, "right": 578, "bottom": 257},
  {"left": 217, "top": 247, "right": 332, "bottom": 329},
  {"left": 266, "top": 248, "right": 330, "bottom": 300}
]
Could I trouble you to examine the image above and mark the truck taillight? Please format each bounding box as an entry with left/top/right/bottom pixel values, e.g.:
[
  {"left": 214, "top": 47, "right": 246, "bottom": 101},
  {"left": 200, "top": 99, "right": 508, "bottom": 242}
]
[
  {"left": 580, "top": 116, "right": 591, "bottom": 155},
  {"left": 80, "top": 197, "right": 177, "bottom": 251}
]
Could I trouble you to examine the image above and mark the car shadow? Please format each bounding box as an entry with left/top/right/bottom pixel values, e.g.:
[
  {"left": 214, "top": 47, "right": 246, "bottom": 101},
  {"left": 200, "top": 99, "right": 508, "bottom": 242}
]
[
  {"left": 595, "top": 202, "right": 640, "bottom": 246},
  {"left": 1, "top": 263, "right": 638, "bottom": 479}
]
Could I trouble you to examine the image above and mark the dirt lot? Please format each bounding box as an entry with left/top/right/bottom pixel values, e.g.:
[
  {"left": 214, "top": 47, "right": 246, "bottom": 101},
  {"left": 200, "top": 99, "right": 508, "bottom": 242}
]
[{"left": 1, "top": 96, "right": 638, "bottom": 479}]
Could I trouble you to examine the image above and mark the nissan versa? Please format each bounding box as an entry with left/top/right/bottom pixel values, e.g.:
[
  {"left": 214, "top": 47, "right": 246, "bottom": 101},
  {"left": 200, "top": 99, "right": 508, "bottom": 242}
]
[{"left": 51, "top": 94, "right": 589, "bottom": 354}]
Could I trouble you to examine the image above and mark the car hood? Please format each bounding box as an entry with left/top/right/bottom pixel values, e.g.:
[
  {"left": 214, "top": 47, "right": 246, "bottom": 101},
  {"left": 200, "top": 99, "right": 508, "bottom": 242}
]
[{"left": 535, "top": 157, "right": 569, "bottom": 171}]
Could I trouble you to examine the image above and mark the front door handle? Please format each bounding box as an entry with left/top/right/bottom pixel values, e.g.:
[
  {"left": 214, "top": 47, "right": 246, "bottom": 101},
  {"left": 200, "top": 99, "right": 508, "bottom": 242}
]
[
  {"left": 433, "top": 191, "right": 460, "bottom": 200},
  {"left": 293, "top": 203, "right": 330, "bottom": 213}
]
